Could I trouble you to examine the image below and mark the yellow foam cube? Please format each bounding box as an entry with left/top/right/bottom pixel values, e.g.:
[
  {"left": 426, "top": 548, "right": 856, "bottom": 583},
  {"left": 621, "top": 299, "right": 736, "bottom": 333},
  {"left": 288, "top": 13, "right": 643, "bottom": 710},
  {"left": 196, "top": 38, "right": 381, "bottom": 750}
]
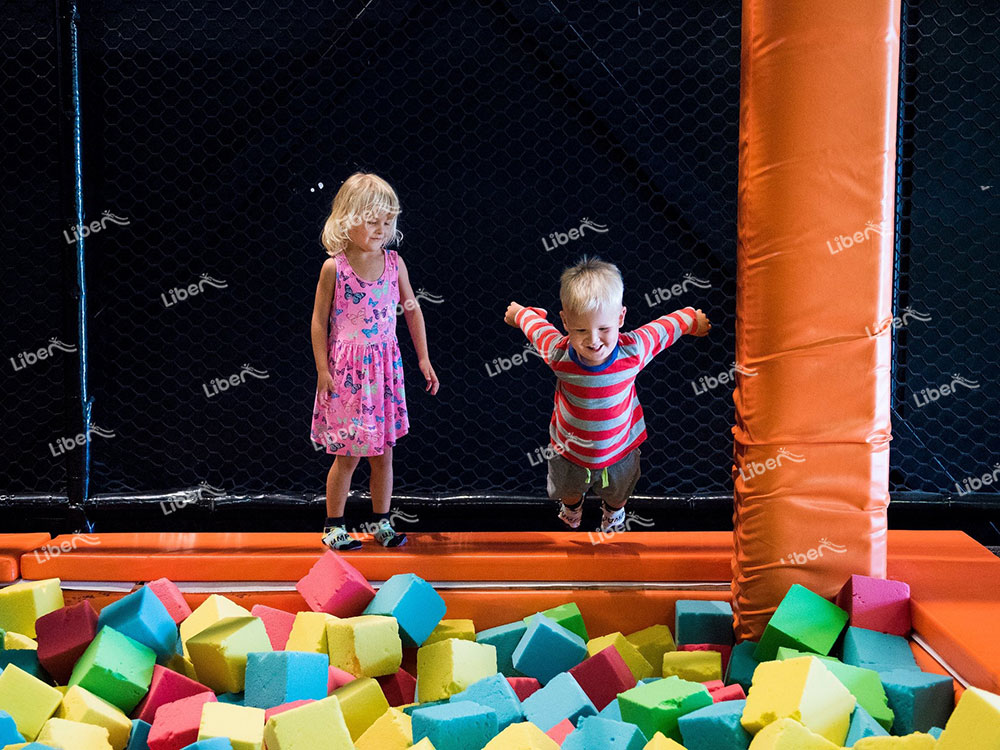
[
  {"left": 661, "top": 650, "right": 722, "bottom": 682},
  {"left": 853, "top": 734, "right": 937, "bottom": 748},
  {"left": 355, "top": 706, "right": 412, "bottom": 749},
  {"left": 36, "top": 717, "right": 113, "bottom": 749},
  {"left": 0, "top": 578, "right": 64, "bottom": 638},
  {"left": 332, "top": 676, "right": 391, "bottom": 740},
  {"left": 0, "top": 664, "right": 63, "bottom": 740},
  {"left": 262, "top": 695, "right": 354, "bottom": 749},
  {"left": 416, "top": 638, "right": 498, "bottom": 702},
  {"left": 284, "top": 611, "right": 339, "bottom": 654},
  {"left": 747, "top": 717, "right": 839, "bottom": 748},
  {"left": 198, "top": 702, "right": 266, "bottom": 750},
  {"left": 326, "top": 615, "right": 403, "bottom": 677},
  {"left": 179, "top": 594, "right": 251, "bottom": 657},
  {"left": 937, "top": 686, "right": 1000, "bottom": 750},
  {"left": 627, "top": 625, "right": 677, "bottom": 670},
  {"left": 57, "top": 685, "right": 132, "bottom": 750},
  {"left": 587, "top": 632, "right": 654, "bottom": 681},
  {"left": 644, "top": 732, "right": 688, "bottom": 749},
  {"left": 424, "top": 619, "right": 477, "bottom": 646},
  {"left": 483, "top": 721, "right": 561, "bottom": 748},
  {"left": 185, "top": 616, "right": 272, "bottom": 693},
  {"left": 4, "top": 632, "right": 38, "bottom": 650},
  {"left": 412, "top": 739, "right": 437, "bottom": 750},
  {"left": 164, "top": 650, "right": 200, "bottom": 680},
  {"left": 741, "top": 657, "right": 855, "bottom": 745}
]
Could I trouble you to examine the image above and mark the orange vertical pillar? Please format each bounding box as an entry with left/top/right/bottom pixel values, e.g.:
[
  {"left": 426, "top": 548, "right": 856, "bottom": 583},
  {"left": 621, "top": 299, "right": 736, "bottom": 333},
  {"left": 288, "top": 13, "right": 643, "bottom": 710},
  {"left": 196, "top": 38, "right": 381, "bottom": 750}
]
[{"left": 732, "top": 0, "right": 901, "bottom": 639}]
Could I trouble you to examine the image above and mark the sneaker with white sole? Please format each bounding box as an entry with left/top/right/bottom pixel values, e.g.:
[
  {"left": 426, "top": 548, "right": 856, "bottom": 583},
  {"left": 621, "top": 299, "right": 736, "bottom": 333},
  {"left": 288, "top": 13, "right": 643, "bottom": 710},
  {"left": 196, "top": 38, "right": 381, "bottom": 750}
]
[
  {"left": 558, "top": 501, "right": 583, "bottom": 529},
  {"left": 598, "top": 505, "right": 626, "bottom": 534},
  {"left": 373, "top": 518, "right": 407, "bottom": 548},
  {"left": 321, "top": 525, "right": 362, "bottom": 551}
]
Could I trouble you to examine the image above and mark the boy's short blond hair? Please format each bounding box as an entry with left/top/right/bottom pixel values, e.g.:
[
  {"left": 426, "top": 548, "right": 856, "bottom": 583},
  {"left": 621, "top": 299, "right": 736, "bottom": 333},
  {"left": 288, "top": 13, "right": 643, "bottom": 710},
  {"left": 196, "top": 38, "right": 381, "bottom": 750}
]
[{"left": 560, "top": 256, "right": 624, "bottom": 315}]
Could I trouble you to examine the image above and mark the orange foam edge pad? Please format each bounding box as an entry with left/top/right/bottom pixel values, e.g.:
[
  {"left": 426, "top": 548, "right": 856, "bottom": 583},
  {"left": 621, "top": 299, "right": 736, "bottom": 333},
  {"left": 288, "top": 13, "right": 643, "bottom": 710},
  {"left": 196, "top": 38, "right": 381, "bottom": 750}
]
[{"left": 0, "top": 532, "right": 51, "bottom": 582}]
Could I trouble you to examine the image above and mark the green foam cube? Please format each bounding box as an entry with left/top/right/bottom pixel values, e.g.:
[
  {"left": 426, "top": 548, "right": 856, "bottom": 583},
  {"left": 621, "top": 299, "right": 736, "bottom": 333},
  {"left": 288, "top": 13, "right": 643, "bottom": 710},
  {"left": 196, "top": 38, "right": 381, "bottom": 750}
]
[
  {"left": 754, "top": 584, "right": 848, "bottom": 662},
  {"left": 68, "top": 626, "right": 156, "bottom": 714},
  {"left": 618, "top": 675, "right": 713, "bottom": 742}
]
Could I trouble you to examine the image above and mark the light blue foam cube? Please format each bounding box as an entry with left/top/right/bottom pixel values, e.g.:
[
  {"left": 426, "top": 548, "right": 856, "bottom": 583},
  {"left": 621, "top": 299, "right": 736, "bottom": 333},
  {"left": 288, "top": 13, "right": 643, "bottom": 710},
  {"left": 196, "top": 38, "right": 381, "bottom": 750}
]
[
  {"left": 363, "top": 573, "right": 446, "bottom": 647},
  {"left": 97, "top": 585, "right": 179, "bottom": 658},
  {"left": 244, "top": 650, "right": 328, "bottom": 708},
  {"left": 842, "top": 627, "right": 918, "bottom": 673},
  {"left": 0, "top": 709, "right": 25, "bottom": 746},
  {"left": 678, "top": 699, "right": 751, "bottom": 750},
  {"left": 476, "top": 622, "right": 527, "bottom": 677},
  {"left": 180, "top": 739, "right": 233, "bottom": 750},
  {"left": 928, "top": 726, "right": 943, "bottom": 739},
  {"left": 675, "top": 600, "right": 734, "bottom": 646},
  {"left": 521, "top": 671, "right": 597, "bottom": 732},
  {"left": 880, "top": 669, "right": 953, "bottom": 734},
  {"left": 844, "top": 704, "right": 890, "bottom": 745},
  {"left": 511, "top": 614, "right": 587, "bottom": 685},
  {"left": 599, "top": 698, "right": 623, "bottom": 721},
  {"left": 563, "top": 715, "right": 646, "bottom": 750},
  {"left": 411, "top": 700, "right": 499, "bottom": 750},
  {"left": 452, "top": 673, "right": 523, "bottom": 730}
]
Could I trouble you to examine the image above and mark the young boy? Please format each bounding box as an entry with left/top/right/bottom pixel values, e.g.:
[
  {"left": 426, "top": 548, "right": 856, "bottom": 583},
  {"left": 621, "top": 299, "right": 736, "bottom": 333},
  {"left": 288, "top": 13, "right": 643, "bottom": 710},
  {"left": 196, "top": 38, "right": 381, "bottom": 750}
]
[{"left": 504, "top": 257, "right": 711, "bottom": 532}]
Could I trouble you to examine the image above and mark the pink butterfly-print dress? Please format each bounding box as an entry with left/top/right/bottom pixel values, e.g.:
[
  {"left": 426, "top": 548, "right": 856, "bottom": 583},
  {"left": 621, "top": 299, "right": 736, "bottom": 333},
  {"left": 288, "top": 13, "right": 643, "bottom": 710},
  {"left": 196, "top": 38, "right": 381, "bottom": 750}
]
[{"left": 310, "top": 248, "right": 408, "bottom": 455}]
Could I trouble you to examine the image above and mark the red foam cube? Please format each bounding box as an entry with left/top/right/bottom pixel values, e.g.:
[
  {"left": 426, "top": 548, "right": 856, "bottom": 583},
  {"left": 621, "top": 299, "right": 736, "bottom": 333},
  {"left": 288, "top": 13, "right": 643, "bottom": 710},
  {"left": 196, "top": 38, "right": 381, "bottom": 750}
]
[
  {"left": 680, "top": 643, "right": 732, "bottom": 675},
  {"left": 546, "top": 718, "right": 575, "bottom": 744},
  {"left": 712, "top": 683, "right": 746, "bottom": 702},
  {"left": 132, "top": 664, "right": 212, "bottom": 723},
  {"left": 377, "top": 668, "right": 416, "bottom": 706},
  {"left": 148, "top": 691, "right": 217, "bottom": 750},
  {"left": 146, "top": 578, "right": 193, "bottom": 625},
  {"left": 835, "top": 574, "right": 911, "bottom": 636},
  {"left": 295, "top": 550, "right": 376, "bottom": 616},
  {"left": 251, "top": 604, "right": 296, "bottom": 650},
  {"left": 35, "top": 600, "right": 99, "bottom": 684},
  {"left": 567, "top": 645, "right": 637, "bottom": 710},
  {"left": 328, "top": 665, "right": 357, "bottom": 693},
  {"left": 265, "top": 699, "right": 315, "bottom": 721},
  {"left": 507, "top": 676, "right": 542, "bottom": 701},
  {"left": 702, "top": 680, "right": 725, "bottom": 692}
]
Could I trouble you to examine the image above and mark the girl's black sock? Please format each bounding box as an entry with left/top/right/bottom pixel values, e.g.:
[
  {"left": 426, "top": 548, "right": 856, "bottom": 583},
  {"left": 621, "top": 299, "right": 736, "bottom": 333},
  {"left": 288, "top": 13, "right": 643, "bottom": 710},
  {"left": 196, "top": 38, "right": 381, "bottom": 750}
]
[
  {"left": 372, "top": 511, "right": 391, "bottom": 522},
  {"left": 325, "top": 516, "right": 345, "bottom": 528}
]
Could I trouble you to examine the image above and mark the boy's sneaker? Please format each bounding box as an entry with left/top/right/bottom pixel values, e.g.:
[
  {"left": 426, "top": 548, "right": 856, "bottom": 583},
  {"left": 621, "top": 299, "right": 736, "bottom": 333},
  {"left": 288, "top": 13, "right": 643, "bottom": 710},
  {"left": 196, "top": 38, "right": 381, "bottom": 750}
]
[
  {"left": 322, "top": 525, "right": 362, "bottom": 551},
  {"left": 599, "top": 505, "right": 626, "bottom": 534},
  {"left": 558, "top": 501, "right": 583, "bottom": 529},
  {"left": 373, "top": 518, "right": 407, "bottom": 548}
]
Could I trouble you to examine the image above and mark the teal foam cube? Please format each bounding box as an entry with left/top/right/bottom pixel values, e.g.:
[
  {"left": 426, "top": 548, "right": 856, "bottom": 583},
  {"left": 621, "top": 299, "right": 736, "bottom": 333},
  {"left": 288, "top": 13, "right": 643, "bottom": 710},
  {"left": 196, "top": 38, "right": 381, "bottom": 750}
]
[
  {"left": 180, "top": 739, "right": 233, "bottom": 750},
  {"left": 675, "top": 601, "right": 734, "bottom": 646},
  {"left": 451, "top": 673, "right": 523, "bottom": 731},
  {"left": 363, "top": 573, "right": 446, "bottom": 647},
  {"left": 126, "top": 718, "right": 151, "bottom": 750},
  {"left": 678, "top": 698, "right": 751, "bottom": 749},
  {"left": 842, "top": 627, "right": 918, "bottom": 673},
  {"left": 880, "top": 669, "right": 953, "bottom": 734},
  {"left": 845, "top": 704, "right": 890, "bottom": 745},
  {"left": 563, "top": 715, "right": 646, "bottom": 750},
  {"left": 511, "top": 614, "right": 587, "bottom": 685},
  {"left": 411, "top": 700, "right": 499, "bottom": 750},
  {"left": 725, "top": 641, "right": 760, "bottom": 691},
  {"left": 521, "top": 671, "right": 597, "bottom": 732},
  {"left": 754, "top": 584, "right": 848, "bottom": 661},
  {"left": 476, "top": 622, "right": 526, "bottom": 677}
]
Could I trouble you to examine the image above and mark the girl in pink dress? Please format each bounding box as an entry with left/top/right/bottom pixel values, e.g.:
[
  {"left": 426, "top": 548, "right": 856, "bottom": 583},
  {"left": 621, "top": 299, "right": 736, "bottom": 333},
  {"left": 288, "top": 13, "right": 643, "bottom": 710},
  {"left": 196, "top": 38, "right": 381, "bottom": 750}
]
[{"left": 310, "top": 173, "right": 439, "bottom": 549}]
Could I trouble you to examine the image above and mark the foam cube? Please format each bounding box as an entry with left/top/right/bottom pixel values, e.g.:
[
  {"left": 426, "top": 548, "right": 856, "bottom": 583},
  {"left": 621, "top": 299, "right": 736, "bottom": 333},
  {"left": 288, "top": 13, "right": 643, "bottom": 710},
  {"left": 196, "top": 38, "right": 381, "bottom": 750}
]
[
  {"left": 520, "top": 671, "right": 597, "bottom": 732},
  {"left": 249, "top": 605, "right": 295, "bottom": 651},
  {"left": 179, "top": 596, "right": 251, "bottom": 658},
  {"left": 56, "top": 685, "right": 132, "bottom": 750},
  {"left": 0, "top": 648, "right": 49, "bottom": 682},
  {"left": 261, "top": 695, "right": 354, "bottom": 749},
  {"left": 842, "top": 627, "right": 918, "bottom": 673},
  {"left": 243, "top": 650, "right": 328, "bottom": 708},
  {"left": 403, "top": 699, "right": 449, "bottom": 716},
  {"left": 452, "top": 673, "right": 524, "bottom": 731},
  {"left": 133, "top": 665, "right": 212, "bottom": 724},
  {"left": 712, "top": 684, "right": 746, "bottom": 702},
  {"left": 34, "top": 600, "right": 99, "bottom": 685},
  {"left": 181, "top": 739, "right": 232, "bottom": 750},
  {"left": 185, "top": 617, "right": 271, "bottom": 694},
  {"left": 642, "top": 733, "right": 687, "bottom": 749},
  {"left": 216, "top": 692, "right": 244, "bottom": 705},
  {"left": 126, "top": 719, "right": 151, "bottom": 750},
  {"left": 936, "top": 686, "right": 1000, "bottom": 749},
  {"left": 0, "top": 708, "right": 25, "bottom": 746},
  {"left": 0, "top": 579, "right": 64, "bottom": 639},
  {"left": 525, "top": 604, "right": 588, "bottom": 642},
  {"left": 618, "top": 676, "right": 713, "bottom": 742},
  {"left": 412, "top": 739, "right": 437, "bottom": 750},
  {"left": 746, "top": 717, "right": 839, "bottom": 748},
  {"left": 740, "top": 656, "right": 856, "bottom": 744},
  {"left": 328, "top": 665, "right": 357, "bottom": 692},
  {"left": 197, "top": 703, "right": 265, "bottom": 750},
  {"left": 411, "top": 700, "right": 499, "bottom": 750},
  {"left": 326, "top": 614, "right": 402, "bottom": 677},
  {"left": 879, "top": 669, "right": 953, "bottom": 734},
  {"left": 4, "top": 632, "right": 36, "bottom": 650},
  {"left": 662, "top": 650, "right": 722, "bottom": 682},
  {"left": 677, "top": 698, "right": 751, "bottom": 749},
  {"left": 35, "top": 717, "right": 112, "bottom": 749},
  {"left": 627, "top": 625, "right": 677, "bottom": 670},
  {"left": 284, "top": 612, "right": 337, "bottom": 654},
  {"left": 477, "top": 622, "right": 527, "bottom": 677},
  {"left": 377, "top": 668, "right": 416, "bottom": 706},
  {"left": 783, "top": 647, "right": 894, "bottom": 730},
  {"left": 144, "top": 579, "right": 192, "bottom": 625},
  {"left": 563, "top": 715, "right": 646, "bottom": 750},
  {"left": 512, "top": 615, "right": 587, "bottom": 685},
  {"left": 416, "top": 638, "right": 498, "bottom": 702},
  {"left": 355, "top": 706, "right": 412, "bottom": 750},
  {"left": 485, "top": 721, "right": 560, "bottom": 749},
  {"left": 568, "top": 645, "right": 637, "bottom": 710},
  {"left": 674, "top": 601, "right": 734, "bottom": 647},
  {"left": 363, "top": 573, "right": 446, "bottom": 647},
  {"left": 425, "top": 619, "right": 476, "bottom": 646},
  {"left": 98, "top": 586, "right": 178, "bottom": 658},
  {"left": 331, "top": 676, "right": 391, "bottom": 740},
  {"left": 836, "top": 575, "right": 911, "bottom": 636},
  {"left": 726, "top": 641, "right": 760, "bottom": 691},
  {"left": 147, "top": 691, "right": 216, "bottom": 750},
  {"left": 702, "top": 680, "right": 724, "bottom": 692},
  {"left": 545, "top": 718, "right": 575, "bottom": 745},
  {"left": 68, "top": 626, "right": 156, "bottom": 714},
  {"left": 507, "top": 676, "right": 541, "bottom": 701},
  {"left": 753, "top": 585, "right": 848, "bottom": 662},
  {"left": 262, "top": 700, "right": 313, "bottom": 721},
  {"left": 680, "top": 643, "right": 731, "bottom": 676},
  {"left": 587, "top": 632, "right": 654, "bottom": 682},
  {"left": 845, "top": 705, "right": 891, "bottom": 745},
  {"left": 296, "top": 551, "right": 376, "bottom": 617},
  {"left": 599, "top": 697, "right": 623, "bottom": 721},
  {"left": 853, "top": 735, "right": 937, "bottom": 748}
]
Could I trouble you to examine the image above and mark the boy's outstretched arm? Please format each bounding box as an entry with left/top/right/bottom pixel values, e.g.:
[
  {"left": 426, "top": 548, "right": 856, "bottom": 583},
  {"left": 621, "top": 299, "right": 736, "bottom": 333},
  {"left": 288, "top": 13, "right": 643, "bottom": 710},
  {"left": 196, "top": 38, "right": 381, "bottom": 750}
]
[
  {"left": 504, "top": 301, "right": 563, "bottom": 367},
  {"left": 631, "top": 306, "right": 711, "bottom": 367}
]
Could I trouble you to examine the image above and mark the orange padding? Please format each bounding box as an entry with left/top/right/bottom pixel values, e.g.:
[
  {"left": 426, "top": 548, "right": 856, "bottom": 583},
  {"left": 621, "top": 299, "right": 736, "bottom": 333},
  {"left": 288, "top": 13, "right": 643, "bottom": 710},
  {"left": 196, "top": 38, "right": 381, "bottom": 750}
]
[{"left": 0, "top": 533, "right": 51, "bottom": 582}]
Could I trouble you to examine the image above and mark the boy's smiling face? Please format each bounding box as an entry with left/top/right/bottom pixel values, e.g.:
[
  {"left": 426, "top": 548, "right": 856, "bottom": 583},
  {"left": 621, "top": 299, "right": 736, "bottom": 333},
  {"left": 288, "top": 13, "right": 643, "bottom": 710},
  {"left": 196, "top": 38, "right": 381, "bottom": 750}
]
[{"left": 560, "top": 305, "right": 626, "bottom": 366}]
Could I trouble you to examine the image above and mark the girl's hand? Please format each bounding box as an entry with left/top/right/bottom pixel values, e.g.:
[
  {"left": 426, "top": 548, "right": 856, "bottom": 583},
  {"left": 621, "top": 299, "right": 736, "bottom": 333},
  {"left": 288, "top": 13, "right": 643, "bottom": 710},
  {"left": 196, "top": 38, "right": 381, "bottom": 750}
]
[
  {"left": 419, "top": 358, "right": 440, "bottom": 395},
  {"left": 692, "top": 308, "right": 712, "bottom": 337},
  {"left": 504, "top": 301, "right": 525, "bottom": 327},
  {"left": 317, "top": 369, "right": 336, "bottom": 403}
]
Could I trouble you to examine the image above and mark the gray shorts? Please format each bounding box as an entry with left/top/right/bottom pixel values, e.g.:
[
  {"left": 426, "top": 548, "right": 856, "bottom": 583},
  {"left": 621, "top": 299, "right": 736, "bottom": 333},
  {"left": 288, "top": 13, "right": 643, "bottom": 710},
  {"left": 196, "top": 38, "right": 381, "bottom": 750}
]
[{"left": 546, "top": 447, "right": 642, "bottom": 505}]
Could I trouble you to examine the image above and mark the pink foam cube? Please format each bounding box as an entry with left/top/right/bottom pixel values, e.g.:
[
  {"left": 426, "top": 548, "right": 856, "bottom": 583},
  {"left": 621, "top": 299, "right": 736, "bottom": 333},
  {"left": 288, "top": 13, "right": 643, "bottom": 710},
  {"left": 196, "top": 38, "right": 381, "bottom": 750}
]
[
  {"left": 546, "top": 718, "right": 575, "bottom": 744},
  {"left": 712, "top": 684, "right": 746, "bottom": 702},
  {"left": 328, "top": 665, "right": 357, "bottom": 693},
  {"left": 146, "top": 578, "right": 193, "bottom": 624},
  {"left": 265, "top": 699, "right": 315, "bottom": 721},
  {"left": 507, "top": 676, "right": 542, "bottom": 701},
  {"left": 702, "top": 680, "right": 725, "bottom": 692},
  {"left": 295, "top": 550, "right": 376, "bottom": 616},
  {"left": 680, "top": 643, "right": 732, "bottom": 674},
  {"left": 567, "top": 645, "right": 637, "bottom": 710},
  {"left": 251, "top": 604, "right": 296, "bottom": 650},
  {"left": 147, "top": 691, "right": 217, "bottom": 750},
  {"left": 836, "top": 574, "right": 911, "bottom": 636},
  {"left": 132, "top": 664, "right": 212, "bottom": 723},
  {"left": 377, "top": 668, "right": 417, "bottom": 706},
  {"left": 35, "top": 599, "right": 99, "bottom": 684}
]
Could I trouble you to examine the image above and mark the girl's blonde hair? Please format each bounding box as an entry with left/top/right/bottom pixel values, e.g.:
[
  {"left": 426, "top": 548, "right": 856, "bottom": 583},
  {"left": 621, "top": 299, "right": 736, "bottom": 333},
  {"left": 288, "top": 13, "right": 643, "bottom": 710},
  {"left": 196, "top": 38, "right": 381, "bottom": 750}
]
[
  {"left": 560, "top": 256, "right": 624, "bottom": 315},
  {"left": 320, "top": 172, "right": 403, "bottom": 256}
]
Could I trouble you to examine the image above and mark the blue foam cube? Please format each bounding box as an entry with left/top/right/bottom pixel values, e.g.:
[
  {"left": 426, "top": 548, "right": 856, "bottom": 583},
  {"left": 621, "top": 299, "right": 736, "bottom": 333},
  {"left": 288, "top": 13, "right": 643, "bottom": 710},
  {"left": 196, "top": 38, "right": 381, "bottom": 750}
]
[
  {"left": 675, "top": 600, "right": 735, "bottom": 646},
  {"left": 98, "top": 585, "right": 179, "bottom": 658},
  {"left": 928, "top": 726, "right": 943, "bottom": 739},
  {"left": 0, "top": 709, "right": 25, "bottom": 746},
  {"left": 511, "top": 614, "right": 587, "bottom": 684},
  {"left": 363, "top": 573, "right": 446, "bottom": 647},
  {"left": 403, "top": 699, "right": 449, "bottom": 715},
  {"left": 725, "top": 640, "right": 760, "bottom": 691},
  {"left": 880, "top": 669, "right": 953, "bottom": 734},
  {"left": 180, "top": 739, "right": 233, "bottom": 750},
  {"left": 678, "top": 699, "right": 751, "bottom": 750},
  {"left": 451, "top": 673, "right": 523, "bottom": 731},
  {"left": 216, "top": 692, "right": 244, "bottom": 705},
  {"left": 126, "top": 719, "right": 151, "bottom": 750},
  {"left": 244, "top": 650, "right": 328, "bottom": 708},
  {"left": 521, "top": 671, "right": 597, "bottom": 732},
  {"left": 845, "top": 704, "right": 890, "bottom": 745},
  {"left": 476, "top": 622, "right": 527, "bottom": 677},
  {"left": 411, "top": 700, "right": 499, "bottom": 750},
  {"left": 563, "top": 715, "right": 646, "bottom": 750},
  {"left": 18, "top": 745, "right": 59, "bottom": 749},
  {"left": 842, "top": 627, "right": 918, "bottom": 673}
]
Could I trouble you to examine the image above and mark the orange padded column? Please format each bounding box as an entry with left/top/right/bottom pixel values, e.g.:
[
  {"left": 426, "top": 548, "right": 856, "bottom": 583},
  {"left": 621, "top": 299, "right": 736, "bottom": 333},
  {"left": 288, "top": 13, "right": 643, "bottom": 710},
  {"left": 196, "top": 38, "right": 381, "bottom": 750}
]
[{"left": 732, "top": 0, "right": 900, "bottom": 639}]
